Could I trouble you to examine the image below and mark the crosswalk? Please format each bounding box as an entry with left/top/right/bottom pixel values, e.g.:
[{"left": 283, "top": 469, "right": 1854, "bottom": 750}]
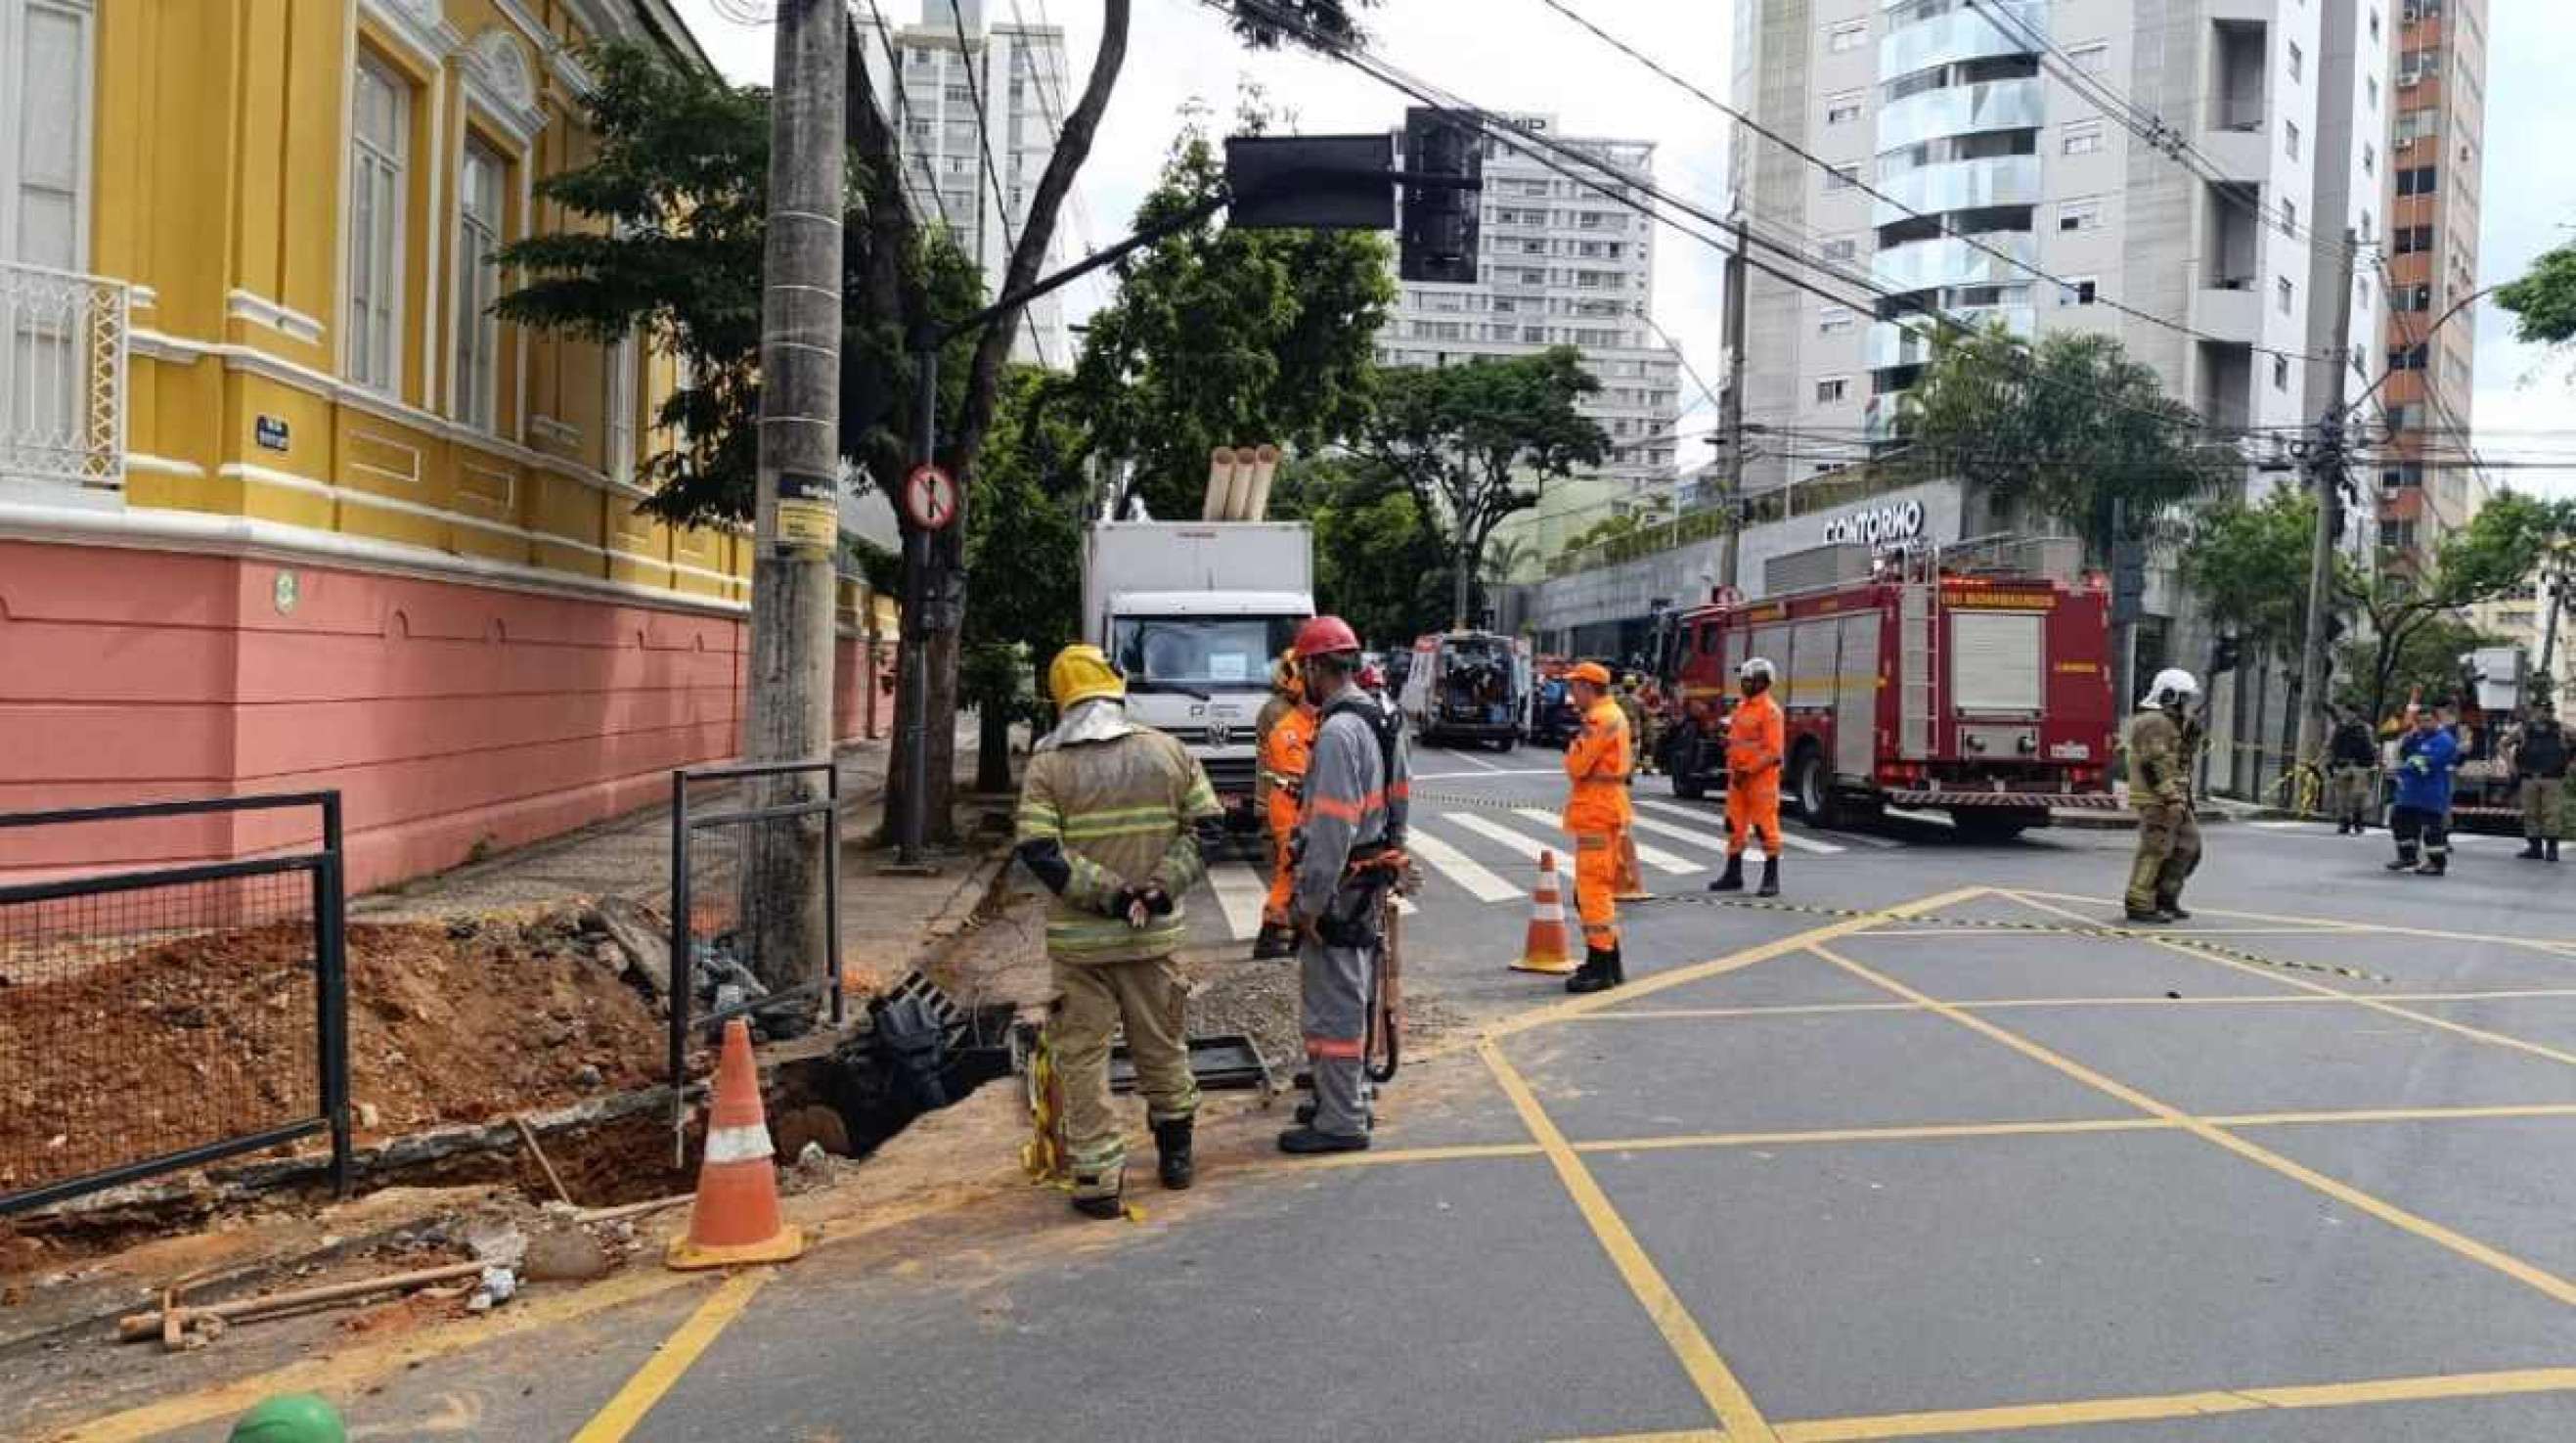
[{"left": 1190, "top": 795, "right": 1883, "bottom": 941}]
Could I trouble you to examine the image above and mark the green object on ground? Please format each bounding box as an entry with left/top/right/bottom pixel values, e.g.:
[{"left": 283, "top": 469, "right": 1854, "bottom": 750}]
[{"left": 228, "top": 1393, "right": 346, "bottom": 1443}]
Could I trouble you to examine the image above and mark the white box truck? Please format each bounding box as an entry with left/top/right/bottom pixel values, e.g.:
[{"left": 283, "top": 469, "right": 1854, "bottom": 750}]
[{"left": 1081, "top": 519, "right": 1315, "bottom": 832}]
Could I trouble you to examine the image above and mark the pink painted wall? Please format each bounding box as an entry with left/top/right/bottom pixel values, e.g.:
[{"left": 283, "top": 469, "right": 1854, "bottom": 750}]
[{"left": 0, "top": 538, "right": 889, "bottom": 893}]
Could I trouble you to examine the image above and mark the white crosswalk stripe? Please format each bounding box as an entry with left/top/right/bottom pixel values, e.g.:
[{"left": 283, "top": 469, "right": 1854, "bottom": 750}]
[
  {"left": 1206, "top": 862, "right": 1269, "bottom": 941},
  {"left": 1506, "top": 807, "right": 1698, "bottom": 874},
  {"left": 1399, "top": 825, "right": 1525, "bottom": 903},
  {"left": 1630, "top": 797, "right": 1849, "bottom": 854}
]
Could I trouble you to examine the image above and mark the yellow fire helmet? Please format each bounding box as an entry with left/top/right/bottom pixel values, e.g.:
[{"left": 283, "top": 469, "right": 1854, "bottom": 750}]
[{"left": 1046, "top": 644, "right": 1126, "bottom": 709}]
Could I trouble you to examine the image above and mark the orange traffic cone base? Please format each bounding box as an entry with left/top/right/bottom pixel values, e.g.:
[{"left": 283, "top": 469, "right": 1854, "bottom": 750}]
[
  {"left": 1511, "top": 955, "right": 1579, "bottom": 975},
  {"left": 667, "top": 1222, "right": 807, "bottom": 1270}
]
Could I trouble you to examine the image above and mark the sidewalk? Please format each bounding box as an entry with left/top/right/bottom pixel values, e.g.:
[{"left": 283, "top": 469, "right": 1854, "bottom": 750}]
[{"left": 2051, "top": 784, "right": 2261, "bottom": 830}]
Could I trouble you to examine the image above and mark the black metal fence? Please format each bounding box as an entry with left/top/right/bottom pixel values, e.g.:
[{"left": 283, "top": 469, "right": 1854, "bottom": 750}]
[
  {"left": 0, "top": 793, "right": 350, "bottom": 1215},
  {"left": 668, "top": 761, "right": 844, "bottom": 1094}
]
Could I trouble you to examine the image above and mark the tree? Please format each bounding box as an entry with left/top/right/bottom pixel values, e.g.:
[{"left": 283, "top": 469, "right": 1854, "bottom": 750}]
[
  {"left": 1355, "top": 347, "right": 1610, "bottom": 629},
  {"left": 2334, "top": 615, "right": 2502, "bottom": 722},
  {"left": 1894, "top": 327, "right": 2238, "bottom": 557},
  {"left": 2340, "top": 491, "right": 2573, "bottom": 724},
  {"left": 2496, "top": 242, "right": 2576, "bottom": 351},
  {"left": 1066, "top": 100, "right": 1395, "bottom": 522},
  {"left": 2182, "top": 484, "right": 2359, "bottom": 668},
  {"left": 1273, "top": 456, "right": 1454, "bottom": 646},
  {"left": 961, "top": 369, "right": 1087, "bottom": 791}
]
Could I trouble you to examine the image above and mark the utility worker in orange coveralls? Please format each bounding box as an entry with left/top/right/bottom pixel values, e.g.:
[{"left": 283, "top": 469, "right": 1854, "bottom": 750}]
[
  {"left": 1561, "top": 661, "right": 1630, "bottom": 995},
  {"left": 1710, "top": 656, "right": 1785, "bottom": 897},
  {"left": 1252, "top": 654, "right": 1316, "bottom": 961}
]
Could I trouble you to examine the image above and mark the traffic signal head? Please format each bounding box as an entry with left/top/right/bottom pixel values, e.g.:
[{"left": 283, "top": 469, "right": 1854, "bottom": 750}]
[
  {"left": 2209, "top": 635, "right": 2244, "bottom": 674},
  {"left": 1399, "top": 108, "right": 1482, "bottom": 284}
]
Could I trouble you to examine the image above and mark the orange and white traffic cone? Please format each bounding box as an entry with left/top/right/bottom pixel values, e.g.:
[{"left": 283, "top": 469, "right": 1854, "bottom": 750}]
[
  {"left": 667, "top": 1017, "right": 808, "bottom": 1270},
  {"left": 1511, "top": 850, "right": 1578, "bottom": 974}
]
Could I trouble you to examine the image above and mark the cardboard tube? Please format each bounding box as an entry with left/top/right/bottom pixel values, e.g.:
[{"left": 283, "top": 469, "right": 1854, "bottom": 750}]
[
  {"left": 1202, "top": 447, "right": 1238, "bottom": 520},
  {"left": 1242, "top": 444, "right": 1282, "bottom": 521}
]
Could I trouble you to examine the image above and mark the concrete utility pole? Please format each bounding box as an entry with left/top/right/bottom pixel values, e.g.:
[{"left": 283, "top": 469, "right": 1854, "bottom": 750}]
[
  {"left": 2291, "top": 227, "right": 2360, "bottom": 792},
  {"left": 1717, "top": 215, "right": 1748, "bottom": 593},
  {"left": 741, "top": 0, "right": 846, "bottom": 1000}
]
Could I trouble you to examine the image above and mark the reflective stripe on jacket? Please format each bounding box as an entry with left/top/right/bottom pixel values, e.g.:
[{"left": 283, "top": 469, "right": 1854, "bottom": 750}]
[
  {"left": 1016, "top": 727, "right": 1222, "bottom": 965},
  {"left": 1293, "top": 694, "right": 1408, "bottom": 922}
]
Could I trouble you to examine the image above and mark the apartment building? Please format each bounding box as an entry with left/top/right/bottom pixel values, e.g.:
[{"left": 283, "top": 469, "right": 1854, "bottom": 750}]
[
  {"left": 861, "top": 0, "right": 1073, "bottom": 367},
  {"left": 0, "top": 0, "right": 889, "bottom": 888},
  {"left": 1377, "top": 114, "right": 1686, "bottom": 503},
  {"left": 1729, "top": 0, "right": 2393, "bottom": 502},
  {"left": 2375, "top": 0, "right": 2488, "bottom": 563}
]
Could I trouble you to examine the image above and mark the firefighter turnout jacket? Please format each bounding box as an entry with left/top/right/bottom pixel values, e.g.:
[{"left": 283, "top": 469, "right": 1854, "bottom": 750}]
[{"left": 1016, "top": 721, "right": 1223, "bottom": 966}]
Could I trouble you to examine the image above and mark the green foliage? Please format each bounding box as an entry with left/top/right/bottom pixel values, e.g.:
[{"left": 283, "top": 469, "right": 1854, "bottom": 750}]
[
  {"left": 1894, "top": 327, "right": 2236, "bottom": 556},
  {"left": 2340, "top": 490, "right": 2576, "bottom": 721},
  {"left": 1067, "top": 102, "right": 1395, "bottom": 522},
  {"left": 962, "top": 368, "right": 1088, "bottom": 718},
  {"left": 2332, "top": 616, "right": 2499, "bottom": 719},
  {"left": 1271, "top": 457, "right": 1453, "bottom": 647},
  {"left": 494, "top": 41, "right": 982, "bottom": 526},
  {"left": 2496, "top": 242, "right": 2576, "bottom": 350},
  {"left": 1356, "top": 346, "right": 1610, "bottom": 621},
  {"left": 2180, "top": 484, "right": 2353, "bottom": 661},
  {"left": 1225, "top": 0, "right": 1377, "bottom": 46}
]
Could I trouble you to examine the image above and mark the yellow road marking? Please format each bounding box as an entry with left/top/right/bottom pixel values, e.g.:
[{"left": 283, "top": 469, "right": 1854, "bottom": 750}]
[
  {"left": 1482, "top": 1041, "right": 1780, "bottom": 1442},
  {"left": 2005, "top": 890, "right": 2576, "bottom": 1071},
  {"left": 2008, "top": 886, "right": 2576, "bottom": 959},
  {"left": 1808, "top": 941, "right": 2576, "bottom": 1308},
  {"left": 1856, "top": 924, "right": 2368, "bottom": 937},
  {"left": 1572, "top": 1118, "right": 2166, "bottom": 1151},
  {"left": 2220, "top": 1101, "right": 2576, "bottom": 1127},
  {"left": 569, "top": 1267, "right": 770, "bottom": 1443},
  {"left": 1482, "top": 886, "right": 1990, "bottom": 1041},
  {"left": 1768, "top": 1365, "right": 2576, "bottom": 1441},
  {"left": 1575, "top": 987, "right": 2576, "bottom": 1022},
  {"left": 1242, "top": 1141, "right": 1550, "bottom": 1170}
]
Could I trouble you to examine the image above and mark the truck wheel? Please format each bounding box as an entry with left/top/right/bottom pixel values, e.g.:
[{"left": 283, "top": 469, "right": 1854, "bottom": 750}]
[
  {"left": 1493, "top": 733, "right": 1517, "bottom": 753},
  {"left": 1793, "top": 748, "right": 1841, "bottom": 829}
]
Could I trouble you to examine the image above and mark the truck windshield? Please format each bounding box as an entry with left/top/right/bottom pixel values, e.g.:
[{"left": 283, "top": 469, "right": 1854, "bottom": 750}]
[{"left": 1111, "top": 616, "right": 1302, "bottom": 691}]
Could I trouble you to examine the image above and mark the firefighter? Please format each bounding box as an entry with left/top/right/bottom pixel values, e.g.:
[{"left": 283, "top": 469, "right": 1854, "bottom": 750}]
[
  {"left": 1606, "top": 672, "right": 1653, "bottom": 900},
  {"left": 1254, "top": 654, "right": 1317, "bottom": 958},
  {"left": 2513, "top": 699, "right": 2567, "bottom": 861},
  {"left": 2123, "top": 668, "right": 2202, "bottom": 923},
  {"left": 1014, "top": 645, "right": 1223, "bottom": 1218},
  {"left": 2388, "top": 700, "right": 2462, "bottom": 876},
  {"left": 1710, "top": 657, "right": 1785, "bottom": 898},
  {"left": 2328, "top": 704, "right": 2379, "bottom": 834},
  {"left": 1281, "top": 616, "right": 1409, "bottom": 1153},
  {"left": 1561, "top": 661, "right": 1631, "bottom": 995},
  {"left": 1617, "top": 673, "right": 1658, "bottom": 776}
]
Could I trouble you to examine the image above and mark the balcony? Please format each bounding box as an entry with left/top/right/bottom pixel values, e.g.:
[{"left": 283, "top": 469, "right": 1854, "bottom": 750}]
[
  {"left": 2188, "top": 281, "right": 2263, "bottom": 344},
  {"left": 2197, "top": 122, "right": 2271, "bottom": 182},
  {"left": 1879, "top": 2, "right": 2045, "bottom": 82},
  {"left": 0, "top": 260, "right": 129, "bottom": 501},
  {"left": 1866, "top": 304, "right": 2032, "bottom": 370},
  {"left": 1871, "top": 229, "right": 2040, "bottom": 295},
  {"left": 1872, "top": 153, "right": 2042, "bottom": 227},
  {"left": 1877, "top": 76, "right": 2046, "bottom": 153}
]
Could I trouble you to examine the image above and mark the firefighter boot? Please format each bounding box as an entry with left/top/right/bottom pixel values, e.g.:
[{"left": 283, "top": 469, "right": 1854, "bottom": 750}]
[
  {"left": 2520, "top": 838, "right": 2546, "bottom": 860},
  {"left": 1251, "top": 924, "right": 1298, "bottom": 960},
  {"left": 2417, "top": 854, "right": 2449, "bottom": 877},
  {"left": 1070, "top": 1166, "right": 1125, "bottom": 1221},
  {"left": 1152, "top": 1117, "right": 1194, "bottom": 1191},
  {"left": 1566, "top": 945, "right": 1621, "bottom": 995},
  {"left": 1709, "top": 854, "right": 1747, "bottom": 892},
  {"left": 1757, "top": 856, "right": 1781, "bottom": 897}
]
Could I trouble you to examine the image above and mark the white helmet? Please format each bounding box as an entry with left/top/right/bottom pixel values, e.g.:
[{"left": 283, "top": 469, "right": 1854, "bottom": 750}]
[
  {"left": 2143, "top": 667, "right": 2200, "bottom": 709},
  {"left": 1740, "top": 656, "right": 1777, "bottom": 684}
]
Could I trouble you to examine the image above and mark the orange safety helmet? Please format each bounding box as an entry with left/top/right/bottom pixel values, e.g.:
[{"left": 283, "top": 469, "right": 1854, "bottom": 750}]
[
  {"left": 1293, "top": 615, "right": 1362, "bottom": 659},
  {"left": 1568, "top": 661, "right": 1612, "bottom": 688}
]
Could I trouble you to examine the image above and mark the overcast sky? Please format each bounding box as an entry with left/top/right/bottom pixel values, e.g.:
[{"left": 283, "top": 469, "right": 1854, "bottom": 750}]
[{"left": 671, "top": 0, "right": 2573, "bottom": 488}]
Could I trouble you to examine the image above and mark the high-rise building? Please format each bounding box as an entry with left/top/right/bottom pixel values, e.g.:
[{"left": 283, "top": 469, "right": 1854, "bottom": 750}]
[
  {"left": 1729, "top": 0, "right": 2388, "bottom": 503},
  {"left": 2374, "top": 0, "right": 2488, "bottom": 564},
  {"left": 860, "top": 1, "right": 1072, "bottom": 367},
  {"left": 1377, "top": 114, "right": 1686, "bottom": 502}
]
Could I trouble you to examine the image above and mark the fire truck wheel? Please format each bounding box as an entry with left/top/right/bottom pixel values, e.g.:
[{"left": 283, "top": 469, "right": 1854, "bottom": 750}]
[
  {"left": 1493, "top": 733, "right": 1517, "bottom": 753},
  {"left": 1792, "top": 748, "right": 1841, "bottom": 829}
]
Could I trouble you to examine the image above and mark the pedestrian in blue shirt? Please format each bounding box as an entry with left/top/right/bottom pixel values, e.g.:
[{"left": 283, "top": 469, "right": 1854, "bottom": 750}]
[{"left": 2387, "top": 702, "right": 2462, "bottom": 876}]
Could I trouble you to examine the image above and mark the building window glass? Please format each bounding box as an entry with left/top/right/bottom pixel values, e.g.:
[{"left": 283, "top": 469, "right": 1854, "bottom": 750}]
[
  {"left": 454, "top": 138, "right": 506, "bottom": 431},
  {"left": 2058, "top": 200, "right": 2101, "bottom": 232},
  {"left": 1825, "top": 163, "right": 1859, "bottom": 191},
  {"left": 346, "top": 53, "right": 409, "bottom": 394},
  {"left": 1818, "top": 305, "right": 1854, "bottom": 334},
  {"left": 2287, "top": 41, "right": 2303, "bottom": 82},
  {"left": 1815, "top": 377, "right": 1849, "bottom": 403},
  {"left": 2277, "top": 276, "right": 2294, "bottom": 315},
  {"left": 2397, "top": 164, "right": 2437, "bottom": 197},
  {"left": 1826, "top": 91, "right": 1863, "bottom": 126},
  {"left": 2062, "top": 278, "right": 2098, "bottom": 306},
  {"left": 4, "top": 0, "right": 94, "bottom": 272},
  {"left": 1827, "top": 21, "right": 1866, "bottom": 53},
  {"left": 1820, "top": 235, "right": 1857, "bottom": 262},
  {"left": 2272, "top": 354, "right": 2289, "bottom": 390},
  {"left": 2063, "top": 121, "right": 2104, "bottom": 156},
  {"left": 2285, "top": 119, "right": 2301, "bottom": 160},
  {"left": 2281, "top": 197, "right": 2297, "bottom": 238}
]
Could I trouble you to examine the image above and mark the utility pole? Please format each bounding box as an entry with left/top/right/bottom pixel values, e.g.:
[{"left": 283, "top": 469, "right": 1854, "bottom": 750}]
[
  {"left": 741, "top": 0, "right": 846, "bottom": 1000},
  {"left": 2290, "top": 228, "right": 2359, "bottom": 795},
  {"left": 1717, "top": 215, "right": 1748, "bottom": 593}
]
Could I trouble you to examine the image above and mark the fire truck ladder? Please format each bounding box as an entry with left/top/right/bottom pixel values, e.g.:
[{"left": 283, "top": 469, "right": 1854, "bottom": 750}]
[{"left": 1897, "top": 545, "right": 1939, "bottom": 759}]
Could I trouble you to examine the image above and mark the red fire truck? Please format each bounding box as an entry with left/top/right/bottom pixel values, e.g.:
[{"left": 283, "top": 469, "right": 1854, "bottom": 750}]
[{"left": 1654, "top": 553, "right": 2120, "bottom": 838}]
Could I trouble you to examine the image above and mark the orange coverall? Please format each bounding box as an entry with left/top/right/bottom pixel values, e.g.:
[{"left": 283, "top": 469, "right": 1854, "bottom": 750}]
[
  {"left": 1259, "top": 705, "right": 1317, "bottom": 929},
  {"left": 1561, "top": 697, "right": 1633, "bottom": 950},
  {"left": 1725, "top": 692, "right": 1785, "bottom": 858}
]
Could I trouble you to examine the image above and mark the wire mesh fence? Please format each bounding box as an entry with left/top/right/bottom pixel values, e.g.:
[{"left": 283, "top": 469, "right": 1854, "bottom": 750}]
[
  {"left": 667, "top": 762, "right": 843, "bottom": 1099},
  {"left": 0, "top": 794, "right": 349, "bottom": 1215}
]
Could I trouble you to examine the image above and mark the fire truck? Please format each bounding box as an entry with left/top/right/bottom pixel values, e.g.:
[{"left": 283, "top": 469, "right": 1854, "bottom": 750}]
[{"left": 1653, "top": 551, "right": 2120, "bottom": 838}]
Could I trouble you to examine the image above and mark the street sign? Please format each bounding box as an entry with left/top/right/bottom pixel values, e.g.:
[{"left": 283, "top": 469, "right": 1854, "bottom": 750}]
[{"left": 903, "top": 464, "right": 959, "bottom": 532}]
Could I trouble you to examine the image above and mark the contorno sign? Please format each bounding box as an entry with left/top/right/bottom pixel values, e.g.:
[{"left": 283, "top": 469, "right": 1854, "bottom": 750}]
[{"left": 1822, "top": 499, "right": 1926, "bottom": 549}]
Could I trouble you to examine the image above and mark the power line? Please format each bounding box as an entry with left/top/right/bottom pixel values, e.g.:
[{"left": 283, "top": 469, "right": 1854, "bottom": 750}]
[{"left": 1530, "top": 0, "right": 2341, "bottom": 369}]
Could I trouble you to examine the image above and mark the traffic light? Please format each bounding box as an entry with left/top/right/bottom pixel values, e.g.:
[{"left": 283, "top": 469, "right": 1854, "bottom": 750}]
[
  {"left": 1399, "top": 108, "right": 1482, "bottom": 284},
  {"left": 2210, "top": 634, "right": 2244, "bottom": 674}
]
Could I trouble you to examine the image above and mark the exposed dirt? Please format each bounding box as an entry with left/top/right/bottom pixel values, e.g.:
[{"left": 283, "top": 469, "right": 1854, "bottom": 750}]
[{"left": 0, "top": 911, "right": 664, "bottom": 1219}]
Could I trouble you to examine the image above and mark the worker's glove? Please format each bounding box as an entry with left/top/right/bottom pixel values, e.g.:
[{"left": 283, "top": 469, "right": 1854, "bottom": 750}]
[
  {"left": 2406, "top": 755, "right": 2430, "bottom": 776},
  {"left": 1136, "top": 884, "right": 1175, "bottom": 917}
]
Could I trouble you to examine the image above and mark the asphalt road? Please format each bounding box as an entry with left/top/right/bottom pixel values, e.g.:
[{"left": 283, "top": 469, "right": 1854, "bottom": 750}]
[{"left": 134, "top": 744, "right": 2576, "bottom": 1442}]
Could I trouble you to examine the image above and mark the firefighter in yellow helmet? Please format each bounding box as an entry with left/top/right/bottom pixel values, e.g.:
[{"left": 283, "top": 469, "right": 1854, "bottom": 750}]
[
  {"left": 1014, "top": 645, "right": 1223, "bottom": 1218},
  {"left": 1558, "top": 661, "right": 1631, "bottom": 994}
]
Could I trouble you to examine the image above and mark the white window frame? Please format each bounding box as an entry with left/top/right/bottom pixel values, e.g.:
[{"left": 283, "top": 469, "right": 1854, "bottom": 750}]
[
  {"left": 2062, "top": 121, "right": 2104, "bottom": 157},
  {"left": 453, "top": 136, "right": 506, "bottom": 431},
  {"left": 2061, "top": 277, "right": 2099, "bottom": 306},
  {"left": 1827, "top": 21, "right": 1866, "bottom": 53},
  {"left": 345, "top": 51, "right": 410, "bottom": 396},
  {"left": 1, "top": 0, "right": 96, "bottom": 271},
  {"left": 603, "top": 330, "right": 639, "bottom": 485},
  {"left": 1814, "top": 376, "right": 1850, "bottom": 404},
  {"left": 2067, "top": 41, "right": 2109, "bottom": 76},
  {"left": 1825, "top": 163, "right": 1859, "bottom": 192},
  {"left": 2276, "top": 276, "right": 2295, "bottom": 315},
  {"left": 2285, "top": 118, "right": 2301, "bottom": 159},
  {"left": 1824, "top": 90, "right": 1863, "bottom": 126},
  {"left": 1820, "top": 235, "right": 1858, "bottom": 263},
  {"left": 1818, "top": 305, "right": 1854, "bottom": 335},
  {"left": 2287, "top": 40, "right": 2303, "bottom": 82},
  {"left": 2057, "top": 200, "right": 2102, "bottom": 233}
]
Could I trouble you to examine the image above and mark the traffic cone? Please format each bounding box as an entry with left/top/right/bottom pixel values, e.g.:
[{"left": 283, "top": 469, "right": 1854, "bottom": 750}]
[
  {"left": 668, "top": 1018, "right": 807, "bottom": 1270},
  {"left": 1511, "top": 850, "right": 1578, "bottom": 974},
  {"left": 1615, "top": 828, "right": 1653, "bottom": 902}
]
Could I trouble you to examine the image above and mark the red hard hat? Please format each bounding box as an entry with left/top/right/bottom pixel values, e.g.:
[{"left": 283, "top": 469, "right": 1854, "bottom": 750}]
[{"left": 1292, "top": 615, "right": 1362, "bottom": 659}]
